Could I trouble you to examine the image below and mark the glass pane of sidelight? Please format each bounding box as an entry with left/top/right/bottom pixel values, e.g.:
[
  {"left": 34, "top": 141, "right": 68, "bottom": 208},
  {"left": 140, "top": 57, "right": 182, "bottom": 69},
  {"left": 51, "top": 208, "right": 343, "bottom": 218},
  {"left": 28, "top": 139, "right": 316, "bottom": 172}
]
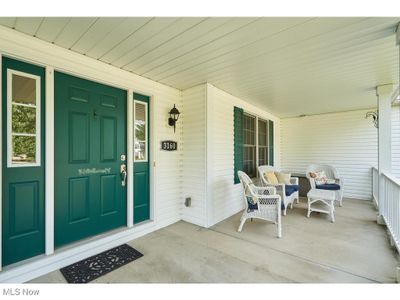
[
  {"left": 12, "top": 74, "right": 37, "bottom": 106},
  {"left": 134, "top": 102, "right": 147, "bottom": 161},
  {"left": 9, "top": 71, "right": 40, "bottom": 166},
  {"left": 12, "top": 105, "right": 36, "bottom": 134},
  {"left": 12, "top": 135, "right": 36, "bottom": 163}
]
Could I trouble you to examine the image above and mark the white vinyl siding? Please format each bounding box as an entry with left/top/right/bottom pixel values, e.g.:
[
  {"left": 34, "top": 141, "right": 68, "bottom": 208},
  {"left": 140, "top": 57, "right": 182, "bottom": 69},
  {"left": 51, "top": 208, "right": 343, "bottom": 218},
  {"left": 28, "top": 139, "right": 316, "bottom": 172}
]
[
  {"left": 206, "top": 84, "right": 280, "bottom": 226},
  {"left": 280, "top": 109, "right": 378, "bottom": 200},
  {"left": 182, "top": 85, "right": 207, "bottom": 226},
  {"left": 391, "top": 105, "right": 400, "bottom": 178}
]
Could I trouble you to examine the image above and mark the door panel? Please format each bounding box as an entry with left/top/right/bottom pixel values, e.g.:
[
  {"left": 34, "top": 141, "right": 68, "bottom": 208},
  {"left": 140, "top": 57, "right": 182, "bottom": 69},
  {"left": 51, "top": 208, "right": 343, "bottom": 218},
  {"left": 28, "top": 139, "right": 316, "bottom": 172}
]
[
  {"left": 69, "top": 112, "right": 90, "bottom": 163},
  {"left": 133, "top": 93, "right": 150, "bottom": 224},
  {"left": 2, "top": 57, "right": 45, "bottom": 266},
  {"left": 9, "top": 181, "right": 39, "bottom": 237},
  {"left": 55, "top": 71, "right": 127, "bottom": 247},
  {"left": 100, "top": 116, "right": 117, "bottom": 161},
  {"left": 68, "top": 177, "right": 90, "bottom": 223},
  {"left": 100, "top": 174, "right": 117, "bottom": 215}
]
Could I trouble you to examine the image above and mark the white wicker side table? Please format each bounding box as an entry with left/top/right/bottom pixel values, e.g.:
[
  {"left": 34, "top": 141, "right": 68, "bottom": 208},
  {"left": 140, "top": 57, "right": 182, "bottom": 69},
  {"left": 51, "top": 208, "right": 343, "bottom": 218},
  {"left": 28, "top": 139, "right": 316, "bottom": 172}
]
[{"left": 307, "top": 189, "right": 336, "bottom": 222}]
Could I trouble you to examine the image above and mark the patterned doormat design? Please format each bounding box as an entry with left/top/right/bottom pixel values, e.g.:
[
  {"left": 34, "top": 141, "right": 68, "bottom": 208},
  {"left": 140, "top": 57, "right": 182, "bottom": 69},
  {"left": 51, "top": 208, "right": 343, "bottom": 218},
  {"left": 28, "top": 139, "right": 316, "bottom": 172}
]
[{"left": 60, "top": 244, "right": 143, "bottom": 283}]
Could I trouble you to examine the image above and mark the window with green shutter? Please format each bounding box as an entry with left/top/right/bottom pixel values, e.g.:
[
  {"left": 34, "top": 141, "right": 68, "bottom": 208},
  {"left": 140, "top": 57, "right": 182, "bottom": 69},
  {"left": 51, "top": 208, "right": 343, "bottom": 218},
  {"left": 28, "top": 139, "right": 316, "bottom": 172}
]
[
  {"left": 234, "top": 106, "right": 244, "bottom": 184},
  {"left": 234, "top": 107, "right": 274, "bottom": 183}
]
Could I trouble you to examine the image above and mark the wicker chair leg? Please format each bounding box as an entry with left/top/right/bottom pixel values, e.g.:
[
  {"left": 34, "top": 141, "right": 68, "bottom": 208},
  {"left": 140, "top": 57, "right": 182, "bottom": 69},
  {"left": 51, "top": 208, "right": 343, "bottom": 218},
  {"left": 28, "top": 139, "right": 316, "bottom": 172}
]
[
  {"left": 238, "top": 217, "right": 246, "bottom": 232},
  {"left": 277, "top": 223, "right": 282, "bottom": 238}
]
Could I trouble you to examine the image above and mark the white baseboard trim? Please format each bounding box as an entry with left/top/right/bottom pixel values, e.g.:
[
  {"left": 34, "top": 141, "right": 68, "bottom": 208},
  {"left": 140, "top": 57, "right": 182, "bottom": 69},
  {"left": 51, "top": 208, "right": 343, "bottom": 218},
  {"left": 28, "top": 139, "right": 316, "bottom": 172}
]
[{"left": 0, "top": 218, "right": 178, "bottom": 283}]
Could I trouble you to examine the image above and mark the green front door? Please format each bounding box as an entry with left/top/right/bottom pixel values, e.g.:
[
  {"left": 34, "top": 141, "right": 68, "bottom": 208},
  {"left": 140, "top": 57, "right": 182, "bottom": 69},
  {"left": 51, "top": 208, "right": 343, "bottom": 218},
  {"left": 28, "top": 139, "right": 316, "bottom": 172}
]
[
  {"left": 133, "top": 93, "right": 150, "bottom": 224},
  {"left": 55, "top": 72, "right": 127, "bottom": 247},
  {"left": 2, "top": 57, "right": 45, "bottom": 266}
]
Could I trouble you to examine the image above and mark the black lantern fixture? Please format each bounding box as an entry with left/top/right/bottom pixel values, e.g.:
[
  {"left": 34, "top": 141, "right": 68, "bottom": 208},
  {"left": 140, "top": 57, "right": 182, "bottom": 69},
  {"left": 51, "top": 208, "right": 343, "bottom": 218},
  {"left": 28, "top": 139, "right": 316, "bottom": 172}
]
[
  {"left": 365, "top": 111, "right": 378, "bottom": 128},
  {"left": 168, "top": 104, "right": 180, "bottom": 133}
]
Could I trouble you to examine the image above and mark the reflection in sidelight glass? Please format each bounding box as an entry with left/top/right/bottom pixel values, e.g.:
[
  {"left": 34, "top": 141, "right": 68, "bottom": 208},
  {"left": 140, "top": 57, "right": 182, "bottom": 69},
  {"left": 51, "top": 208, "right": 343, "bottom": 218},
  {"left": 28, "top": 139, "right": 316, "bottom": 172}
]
[
  {"left": 9, "top": 72, "right": 40, "bottom": 165},
  {"left": 134, "top": 102, "right": 147, "bottom": 161}
]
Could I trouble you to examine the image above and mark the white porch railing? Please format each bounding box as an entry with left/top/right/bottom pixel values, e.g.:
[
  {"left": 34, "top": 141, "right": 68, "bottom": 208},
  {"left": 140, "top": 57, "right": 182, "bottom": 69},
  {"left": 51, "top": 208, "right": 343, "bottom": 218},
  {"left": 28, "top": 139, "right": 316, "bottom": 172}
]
[
  {"left": 372, "top": 167, "right": 379, "bottom": 208},
  {"left": 372, "top": 167, "right": 400, "bottom": 254}
]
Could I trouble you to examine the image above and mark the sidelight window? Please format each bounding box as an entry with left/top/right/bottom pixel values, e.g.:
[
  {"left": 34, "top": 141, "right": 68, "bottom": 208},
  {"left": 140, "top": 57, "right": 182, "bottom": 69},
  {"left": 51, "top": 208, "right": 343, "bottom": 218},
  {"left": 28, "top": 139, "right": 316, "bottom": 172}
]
[
  {"left": 134, "top": 101, "right": 148, "bottom": 162},
  {"left": 7, "top": 70, "right": 41, "bottom": 167}
]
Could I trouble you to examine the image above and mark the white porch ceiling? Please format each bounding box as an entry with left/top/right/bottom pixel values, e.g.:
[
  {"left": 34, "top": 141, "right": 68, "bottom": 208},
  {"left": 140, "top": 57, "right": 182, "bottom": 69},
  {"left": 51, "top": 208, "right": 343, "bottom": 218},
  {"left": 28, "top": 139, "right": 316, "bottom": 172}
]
[{"left": 0, "top": 17, "right": 399, "bottom": 117}]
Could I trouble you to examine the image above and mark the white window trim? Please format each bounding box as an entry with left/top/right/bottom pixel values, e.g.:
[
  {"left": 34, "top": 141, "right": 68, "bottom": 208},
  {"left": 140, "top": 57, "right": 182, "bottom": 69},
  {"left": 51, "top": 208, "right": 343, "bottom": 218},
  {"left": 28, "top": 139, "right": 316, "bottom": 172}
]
[
  {"left": 133, "top": 100, "right": 148, "bottom": 163},
  {"left": 7, "top": 69, "right": 41, "bottom": 168}
]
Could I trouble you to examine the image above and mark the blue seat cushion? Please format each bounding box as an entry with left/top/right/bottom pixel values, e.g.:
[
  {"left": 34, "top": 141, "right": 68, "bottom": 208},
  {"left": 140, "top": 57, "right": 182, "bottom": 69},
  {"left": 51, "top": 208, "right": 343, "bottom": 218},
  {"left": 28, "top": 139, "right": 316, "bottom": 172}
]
[
  {"left": 246, "top": 197, "right": 258, "bottom": 211},
  {"left": 285, "top": 184, "right": 299, "bottom": 196},
  {"left": 316, "top": 183, "right": 341, "bottom": 191}
]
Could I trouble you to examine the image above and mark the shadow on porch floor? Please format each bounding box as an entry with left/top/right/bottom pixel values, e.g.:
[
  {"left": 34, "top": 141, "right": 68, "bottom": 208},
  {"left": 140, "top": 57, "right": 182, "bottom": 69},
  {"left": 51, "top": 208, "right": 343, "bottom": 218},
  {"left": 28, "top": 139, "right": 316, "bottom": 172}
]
[{"left": 30, "top": 198, "right": 399, "bottom": 283}]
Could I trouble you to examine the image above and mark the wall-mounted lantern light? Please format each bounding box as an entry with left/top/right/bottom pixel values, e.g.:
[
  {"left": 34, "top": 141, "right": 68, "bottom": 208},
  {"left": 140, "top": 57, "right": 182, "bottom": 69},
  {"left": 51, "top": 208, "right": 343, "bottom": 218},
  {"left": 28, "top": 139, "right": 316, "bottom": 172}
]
[{"left": 168, "top": 104, "right": 180, "bottom": 133}]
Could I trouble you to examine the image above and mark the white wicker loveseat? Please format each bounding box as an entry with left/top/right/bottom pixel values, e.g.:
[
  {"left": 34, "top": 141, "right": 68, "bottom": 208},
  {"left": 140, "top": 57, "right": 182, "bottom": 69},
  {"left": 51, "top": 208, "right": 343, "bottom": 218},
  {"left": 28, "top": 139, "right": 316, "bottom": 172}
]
[
  {"left": 258, "top": 165, "right": 299, "bottom": 216},
  {"left": 237, "top": 171, "right": 282, "bottom": 238},
  {"left": 306, "top": 164, "right": 344, "bottom": 206}
]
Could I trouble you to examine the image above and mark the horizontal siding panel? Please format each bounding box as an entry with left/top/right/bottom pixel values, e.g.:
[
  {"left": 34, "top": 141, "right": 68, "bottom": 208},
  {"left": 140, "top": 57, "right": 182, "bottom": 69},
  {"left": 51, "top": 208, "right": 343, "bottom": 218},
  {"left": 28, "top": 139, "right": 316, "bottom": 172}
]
[
  {"left": 182, "top": 85, "right": 207, "bottom": 226},
  {"left": 281, "top": 109, "right": 377, "bottom": 200}
]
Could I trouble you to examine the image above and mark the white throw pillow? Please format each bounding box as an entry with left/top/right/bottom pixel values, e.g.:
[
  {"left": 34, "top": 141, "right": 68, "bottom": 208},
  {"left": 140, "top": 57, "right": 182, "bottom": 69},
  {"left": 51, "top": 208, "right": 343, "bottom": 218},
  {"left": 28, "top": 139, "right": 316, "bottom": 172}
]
[{"left": 275, "top": 172, "right": 291, "bottom": 185}]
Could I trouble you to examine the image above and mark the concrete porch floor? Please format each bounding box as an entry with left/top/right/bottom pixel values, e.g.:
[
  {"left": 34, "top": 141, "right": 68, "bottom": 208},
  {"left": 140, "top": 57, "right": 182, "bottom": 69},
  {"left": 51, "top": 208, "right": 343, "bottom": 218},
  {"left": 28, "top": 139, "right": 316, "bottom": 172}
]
[{"left": 30, "top": 198, "right": 399, "bottom": 283}]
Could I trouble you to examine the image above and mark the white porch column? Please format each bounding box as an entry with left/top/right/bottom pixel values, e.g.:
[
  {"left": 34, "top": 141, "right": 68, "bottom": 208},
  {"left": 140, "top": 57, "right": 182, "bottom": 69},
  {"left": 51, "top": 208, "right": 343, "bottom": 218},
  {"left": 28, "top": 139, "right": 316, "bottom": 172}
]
[{"left": 377, "top": 84, "right": 394, "bottom": 221}]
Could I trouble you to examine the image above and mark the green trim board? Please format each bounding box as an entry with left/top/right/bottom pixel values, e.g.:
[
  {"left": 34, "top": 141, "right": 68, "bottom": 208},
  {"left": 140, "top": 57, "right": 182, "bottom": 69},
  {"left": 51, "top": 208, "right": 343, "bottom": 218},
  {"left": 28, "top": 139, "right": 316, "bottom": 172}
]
[
  {"left": 2, "top": 57, "right": 45, "bottom": 266},
  {"left": 133, "top": 93, "right": 150, "bottom": 224},
  {"left": 54, "top": 71, "right": 127, "bottom": 247},
  {"left": 233, "top": 106, "right": 244, "bottom": 184}
]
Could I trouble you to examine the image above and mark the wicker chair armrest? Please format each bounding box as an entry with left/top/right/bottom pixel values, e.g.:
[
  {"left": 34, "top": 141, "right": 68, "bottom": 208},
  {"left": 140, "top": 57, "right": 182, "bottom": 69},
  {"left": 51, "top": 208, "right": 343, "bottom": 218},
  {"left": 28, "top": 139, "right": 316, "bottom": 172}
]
[
  {"left": 257, "top": 194, "right": 281, "bottom": 207},
  {"left": 290, "top": 177, "right": 299, "bottom": 185}
]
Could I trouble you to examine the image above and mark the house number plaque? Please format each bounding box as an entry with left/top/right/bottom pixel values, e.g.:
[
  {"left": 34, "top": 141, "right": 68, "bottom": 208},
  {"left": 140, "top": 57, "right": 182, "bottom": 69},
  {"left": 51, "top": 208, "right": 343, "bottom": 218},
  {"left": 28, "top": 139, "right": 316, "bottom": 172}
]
[{"left": 161, "top": 140, "right": 178, "bottom": 151}]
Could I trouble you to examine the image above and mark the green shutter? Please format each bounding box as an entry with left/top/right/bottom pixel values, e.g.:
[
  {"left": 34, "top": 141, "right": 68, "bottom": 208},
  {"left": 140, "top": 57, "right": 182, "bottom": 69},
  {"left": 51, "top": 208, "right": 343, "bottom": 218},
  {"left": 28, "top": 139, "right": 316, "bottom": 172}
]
[
  {"left": 234, "top": 107, "right": 244, "bottom": 184},
  {"left": 268, "top": 120, "right": 274, "bottom": 166}
]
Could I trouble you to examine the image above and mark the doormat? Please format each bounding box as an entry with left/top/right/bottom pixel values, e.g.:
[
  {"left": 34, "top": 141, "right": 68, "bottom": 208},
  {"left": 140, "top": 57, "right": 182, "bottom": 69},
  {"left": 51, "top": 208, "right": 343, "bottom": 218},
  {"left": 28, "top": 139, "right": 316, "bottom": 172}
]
[{"left": 60, "top": 244, "right": 143, "bottom": 283}]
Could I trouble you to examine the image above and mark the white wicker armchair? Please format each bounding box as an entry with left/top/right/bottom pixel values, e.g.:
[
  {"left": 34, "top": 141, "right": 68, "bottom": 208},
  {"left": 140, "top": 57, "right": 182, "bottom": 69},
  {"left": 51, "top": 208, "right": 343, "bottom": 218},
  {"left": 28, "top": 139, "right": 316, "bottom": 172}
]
[
  {"left": 237, "top": 171, "right": 282, "bottom": 238},
  {"left": 306, "top": 164, "right": 344, "bottom": 206},
  {"left": 258, "top": 165, "right": 299, "bottom": 216}
]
